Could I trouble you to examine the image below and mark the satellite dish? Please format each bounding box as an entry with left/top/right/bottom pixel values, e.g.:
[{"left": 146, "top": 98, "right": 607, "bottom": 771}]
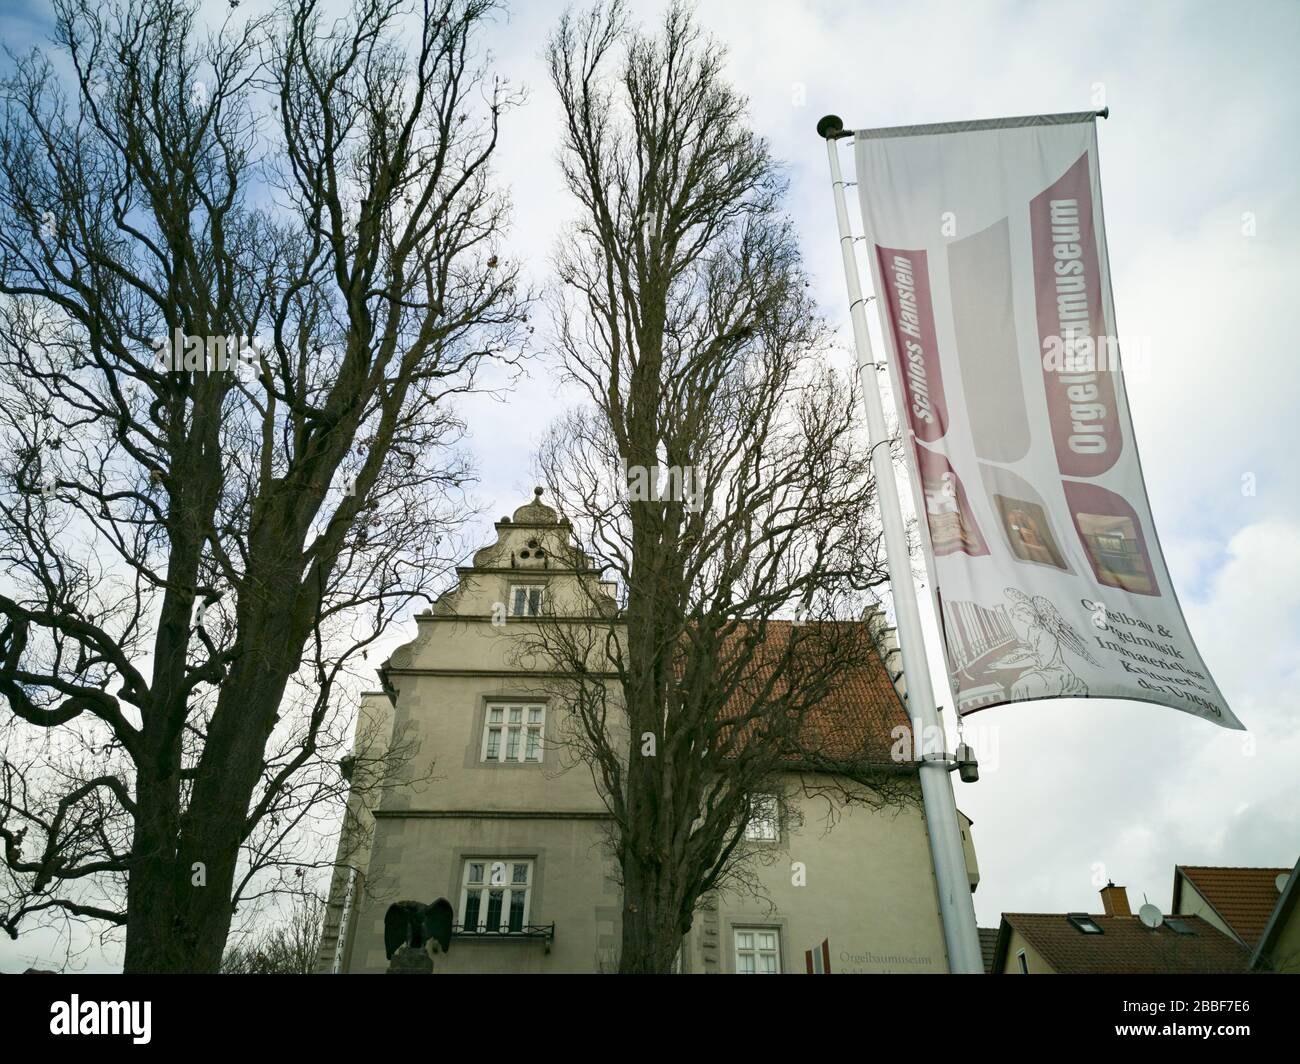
[
  {"left": 1277, "top": 872, "right": 1290, "bottom": 894},
  {"left": 1139, "top": 903, "right": 1163, "bottom": 929}
]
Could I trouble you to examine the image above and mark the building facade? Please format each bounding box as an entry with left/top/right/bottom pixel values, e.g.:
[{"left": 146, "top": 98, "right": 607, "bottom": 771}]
[{"left": 316, "top": 490, "right": 978, "bottom": 974}]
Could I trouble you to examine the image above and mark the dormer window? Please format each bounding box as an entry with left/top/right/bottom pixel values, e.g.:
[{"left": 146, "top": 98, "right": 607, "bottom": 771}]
[{"left": 510, "top": 584, "right": 545, "bottom": 616}]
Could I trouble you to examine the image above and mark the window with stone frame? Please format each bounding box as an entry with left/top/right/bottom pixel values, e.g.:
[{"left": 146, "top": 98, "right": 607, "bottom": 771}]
[
  {"left": 743, "top": 793, "right": 780, "bottom": 841},
  {"left": 508, "top": 583, "right": 545, "bottom": 617},
  {"left": 459, "top": 859, "right": 533, "bottom": 933},
  {"left": 734, "top": 927, "right": 781, "bottom": 973},
  {"left": 480, "top": 702, "right": 546, "bottom": 763}
]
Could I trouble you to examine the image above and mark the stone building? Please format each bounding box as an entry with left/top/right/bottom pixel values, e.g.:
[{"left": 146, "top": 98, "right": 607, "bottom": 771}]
[{"left": 315, "top": 489, "right": 979, "bottom": 974}]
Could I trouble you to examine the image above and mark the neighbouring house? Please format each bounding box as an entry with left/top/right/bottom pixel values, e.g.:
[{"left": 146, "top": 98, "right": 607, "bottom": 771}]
[
  {"left": 1171, "top": 864, "right": 1295, "bottom": 963},
  {"left": 315, "top": 488, "right": 980, "bottom": 974},
  {"left": 1248, "top": 858, "right": 1300, "bottom": 973},
  {"left": 978, "top": 927, "right": 1000, "bottom": 974},
  {"left": 992, "top": 883, "right": 1249, "bottom": 974}
]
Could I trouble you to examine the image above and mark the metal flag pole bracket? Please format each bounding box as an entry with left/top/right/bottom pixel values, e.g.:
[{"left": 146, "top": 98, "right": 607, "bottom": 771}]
[
  {"left": 838, "top": 106, "right": 1110, "bottom": 141},
  {"left": 920, "top": 749, "right": 981, "bottom": 784},
  {"left": 819, "top": 113, "right": 984, "bottom": 974}
]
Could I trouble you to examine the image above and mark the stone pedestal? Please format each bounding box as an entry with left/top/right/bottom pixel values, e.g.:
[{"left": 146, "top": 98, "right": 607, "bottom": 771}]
[{"left": 386, "top": 945, "right": 433, "bottom": 974}]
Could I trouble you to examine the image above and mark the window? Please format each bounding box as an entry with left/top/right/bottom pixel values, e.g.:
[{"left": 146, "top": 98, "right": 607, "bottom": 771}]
[
  {"left": 1066, "top": 913, "right": 1103, "bottom": 934},
  {"left": 1165, "top": 918, "right": 1196, "bottom": 936},
  {"left": 734, "top": 927, "right": 781, "bottom": 974},
  {"left": 744, "top": 794, "right": 780, "bottom": 841},
  {"left": 509, "top": 584, "right": 545, "bottom": 617},
  {"left": 481, "top": 703, "right": 545, "bottom": 763},
  {"left": 459, "top": 859, "right": 533, "bottom": 933},
  {"left": 1016, "top": 949, "right": 1029, "bottom": 974}
]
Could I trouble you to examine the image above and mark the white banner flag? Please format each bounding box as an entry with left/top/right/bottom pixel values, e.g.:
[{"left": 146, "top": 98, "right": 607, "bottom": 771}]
[{"left": 853, "top": 112, "right": 1241, "bottom": 729}]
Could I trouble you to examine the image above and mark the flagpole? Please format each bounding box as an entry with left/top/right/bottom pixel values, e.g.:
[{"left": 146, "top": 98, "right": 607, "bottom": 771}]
[{"left": 818, "top": 115, "right": 985, "bottom": 974}]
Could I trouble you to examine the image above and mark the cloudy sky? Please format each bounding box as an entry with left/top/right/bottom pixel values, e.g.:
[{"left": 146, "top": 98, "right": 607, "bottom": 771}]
[{"left": 3, "top": 0, "right": 1298, "bottom": 969}]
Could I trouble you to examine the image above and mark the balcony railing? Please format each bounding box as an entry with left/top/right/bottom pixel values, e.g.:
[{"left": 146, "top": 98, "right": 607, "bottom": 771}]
[{"left": 452, "top": 923, "right": 555, "bottom": 952}]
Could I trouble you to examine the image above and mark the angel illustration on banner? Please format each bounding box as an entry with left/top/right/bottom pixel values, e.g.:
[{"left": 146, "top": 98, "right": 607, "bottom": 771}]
[{"left": 987, "top": 587, "right": 1100, "bottom": 700}]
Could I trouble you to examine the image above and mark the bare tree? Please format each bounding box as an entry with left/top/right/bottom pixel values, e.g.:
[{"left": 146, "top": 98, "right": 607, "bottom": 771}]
[
  {"left": 539, "top": 0, "right": 913, "bottom": 973},
  {"left": 0, "top": 0, "right": 524, "bottom": 972},
  {"left": 220, "top": 889, "right": 326, "bottom": 975}
]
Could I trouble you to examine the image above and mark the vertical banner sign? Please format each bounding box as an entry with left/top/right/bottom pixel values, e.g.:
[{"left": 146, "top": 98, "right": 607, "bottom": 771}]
[{"left": 854, "top": 113, "right": 1241, "bottom": 729}]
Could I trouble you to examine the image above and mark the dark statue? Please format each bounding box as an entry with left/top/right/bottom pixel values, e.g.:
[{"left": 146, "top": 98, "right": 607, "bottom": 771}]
[{"left": 384, "top": 898, "right": 455, "bottom": 960}]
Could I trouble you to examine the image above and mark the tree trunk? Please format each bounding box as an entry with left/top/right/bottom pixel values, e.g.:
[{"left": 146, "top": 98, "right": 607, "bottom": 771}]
[
  {"left": 618, "top": 858, "right": 683, "bottom": 974},
  {"left": 122, "top": 555, "right": 303, "bottom": 972},
  {"left": 121, "top": 775, "right": 186, "bottom": 972},
  {"left": 121, "top": 668, "right": 295, "bottom": 972}
]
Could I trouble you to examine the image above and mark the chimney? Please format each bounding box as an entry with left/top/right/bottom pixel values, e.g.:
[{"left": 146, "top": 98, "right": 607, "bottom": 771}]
[{"left": 1100, "top": 881, "right": 1131, "bottom": 917}]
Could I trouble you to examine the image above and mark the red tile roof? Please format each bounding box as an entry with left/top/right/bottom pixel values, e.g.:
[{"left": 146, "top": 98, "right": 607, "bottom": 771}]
[
  {"left": 712, "top": 621, "right": 911, "bottom": 766},
  {"left": 1174, "top": 865, "right": 1292, "bottom": 947},
  {"left": 996, "top": 913, "right": 1249, "bottom": 974}
]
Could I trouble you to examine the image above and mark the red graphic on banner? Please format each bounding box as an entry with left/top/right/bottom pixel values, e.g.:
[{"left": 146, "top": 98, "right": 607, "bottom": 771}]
[
  {"left": 875, "top": 246, "right": 948, "bottom": 443},
  {"left": 1030, "top": 153, "right": 1122, "bottom": 477}
]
